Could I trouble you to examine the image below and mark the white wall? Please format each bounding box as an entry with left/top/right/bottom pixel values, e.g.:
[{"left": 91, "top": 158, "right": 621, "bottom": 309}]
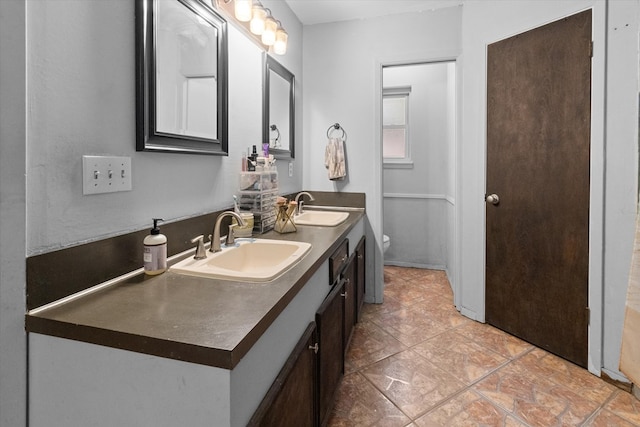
[
  {"left": 302, "top": 6, "right": 463, "bottom": 302},
  {"left": 383, "top": 62, "right": 454, "bottom": 270},
  {"left": 459, "top": 0, "right": 638, "bottom": 379},
  {"left": 602, "top": 0, "right": 639, "bottom": 380}
]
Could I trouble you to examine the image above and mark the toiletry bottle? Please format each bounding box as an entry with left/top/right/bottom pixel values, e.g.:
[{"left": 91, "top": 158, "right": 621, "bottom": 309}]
[
  {"left": 241, "top": 150, "right": 247, "bottom": 172},
  {"left": 143, "top": 218, "right": 167, "bottom": 275},
  {"left": 248, "top": 145, "right": 257, "bottom": 171}
]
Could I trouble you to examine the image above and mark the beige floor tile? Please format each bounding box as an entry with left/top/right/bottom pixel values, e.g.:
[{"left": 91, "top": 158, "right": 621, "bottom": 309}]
[
  {"left": 345, "top": 320, "right": 407, "bottom": 374},
  {"left": 412, "top": 330, "right": 508, "bottom": 385},
  {"left": 409, "top": 298, "right": 472, "bottom": 329},
  {"left": 384, "top": 283, "right": 430, "bottom": 307},
  {"left": 516, "top": 348, "right": 616, "bottom": 404},
  {"left": 454, "top": 321, "right": 534, "bottom": 359},
  {"left": 373, "top": 307, "right": 450, "bottom": 347},
  {"left": 474, "top": 362, "right": 602, "bottom": 426},
  {"left": 584, "top": 408, "right": 640, "bottom": 427},
  {"left": 328, "top": 267, "right": 640, "bottom": 427},
  {"left": 361, "top": 296, "right": 404, "bottom": 320},
  {"left": 362, "top": 349, "right": 466, "bottom": 419},
  {"left": 604, "top": 390, "right": 640, "bottom": 425},
  {"left": 327, "top": 372, "right": 411, "bottom": 427},
  {"left": 415, "top": 390, "right": 529, "bottom": 427}
]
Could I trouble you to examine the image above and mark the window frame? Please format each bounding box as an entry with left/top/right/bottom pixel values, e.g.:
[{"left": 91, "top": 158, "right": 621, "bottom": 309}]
[{"left": 382, "top": 86, "right": 413, "bottom": 168}]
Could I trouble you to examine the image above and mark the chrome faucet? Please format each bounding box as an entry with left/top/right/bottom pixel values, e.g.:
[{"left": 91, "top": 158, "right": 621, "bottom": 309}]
[
  {"left": 210, "top": 211, "right": 246, "bottom": 253},
  {"left": 294, "top": 191, "right": 315, "bottom": 215}
]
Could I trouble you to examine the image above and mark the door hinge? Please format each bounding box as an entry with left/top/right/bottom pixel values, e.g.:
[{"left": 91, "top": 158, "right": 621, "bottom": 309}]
[
  {"left": 589, "top": 41, "right": 594, "bottom": 58},
  {"left": 586, "top": 307, "right": 591, "bottom": 325}
]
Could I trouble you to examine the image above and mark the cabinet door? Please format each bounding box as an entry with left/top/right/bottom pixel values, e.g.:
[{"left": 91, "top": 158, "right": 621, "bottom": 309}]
[
  {"left": 329, "top": 239, "right": 349, "bottom": 285},
  {"left": 355, "top": 236, "right": 366, "bottom": 321},
  {"left": 316, "top": 280, "right": 345, "bottom": 427},
  {"left": 343, "top": 254, "right": 356, "bottom": 354},
  {"left": 248, "top": 322, "right": 318, "bottom": 427}
]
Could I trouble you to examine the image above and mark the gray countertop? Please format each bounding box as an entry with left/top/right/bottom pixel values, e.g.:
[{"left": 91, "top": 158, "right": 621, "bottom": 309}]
[{"left": 26, "top": 210, "right": 364, "bottom": 370}]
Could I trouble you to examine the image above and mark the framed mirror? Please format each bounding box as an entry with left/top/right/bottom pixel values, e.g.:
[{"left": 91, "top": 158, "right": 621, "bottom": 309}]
[
  {"left": 263, "top": 54, "right": 295, "bottom": 159},
  {"left": 136, "top": 0, "right": 228, "bottom": 155}
]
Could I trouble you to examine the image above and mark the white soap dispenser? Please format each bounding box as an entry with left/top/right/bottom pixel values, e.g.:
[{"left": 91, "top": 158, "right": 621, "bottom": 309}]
[{"left": 143, "top": 218, "right": 167, "bottom": 275}]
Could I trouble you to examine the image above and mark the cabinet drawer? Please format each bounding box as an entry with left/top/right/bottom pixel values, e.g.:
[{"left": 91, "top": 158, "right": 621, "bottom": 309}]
[{"left": 329, "top": 239, "right": 349, "bottom": 285}]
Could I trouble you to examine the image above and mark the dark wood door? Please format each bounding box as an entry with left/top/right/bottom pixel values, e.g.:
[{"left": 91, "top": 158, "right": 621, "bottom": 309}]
[
  {"left": 486, "top": 10, "right": 592, "bottom": 368},
  {"left": 316, "top": 280, "right": 344, "bottom": 427},
  {"left": 248, "top": 322, "right": 317, "bottom": 427}
]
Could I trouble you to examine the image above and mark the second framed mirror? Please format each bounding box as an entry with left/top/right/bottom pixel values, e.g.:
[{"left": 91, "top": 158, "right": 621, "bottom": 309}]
[{"left": 263, "top": 54, "right": 295, "bottom": 159}]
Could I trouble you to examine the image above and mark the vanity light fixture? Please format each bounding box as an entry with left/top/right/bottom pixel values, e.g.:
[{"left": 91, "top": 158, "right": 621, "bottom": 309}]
[
  {"left": 218, "top": 0, "right": 288, "bottom": 55},
  {"left": 274, "top": 23, "right": 288, "bottom": 55},
  {"left": 261, "top": 13, "right": 277, "bottom": 46},
  {"left": 234, "top": 0, "right": 252, "bottom": 21},
  {"left": 250, "top": 4, "right": 267, "bottom": 35}
]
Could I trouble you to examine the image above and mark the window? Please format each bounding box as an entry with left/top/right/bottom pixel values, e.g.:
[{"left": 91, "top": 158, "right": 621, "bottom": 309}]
[{"left": 383, "top": 87, "right": 411, "bottom": 166}]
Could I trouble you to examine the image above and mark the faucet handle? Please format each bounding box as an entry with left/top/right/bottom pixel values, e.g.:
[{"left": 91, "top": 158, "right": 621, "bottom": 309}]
[
  {"left": 191, "top": 235, "right": 207, "bottom": 260},
  {"left": 226, "top": 224, "right": 238, "bottom": 246}
]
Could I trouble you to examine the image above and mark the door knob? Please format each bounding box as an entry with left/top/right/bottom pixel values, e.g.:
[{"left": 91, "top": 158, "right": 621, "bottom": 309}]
[{"left": 485, "top": 194, "right": 500, "bottom": 205}]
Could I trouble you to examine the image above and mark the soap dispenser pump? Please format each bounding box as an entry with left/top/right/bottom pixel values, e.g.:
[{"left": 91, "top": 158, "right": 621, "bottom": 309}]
[{"left": 143, "top": 218, "right": 167, "bottom": 275}]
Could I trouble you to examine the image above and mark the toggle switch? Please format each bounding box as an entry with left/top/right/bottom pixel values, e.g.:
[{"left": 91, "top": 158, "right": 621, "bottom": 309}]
[{"left": 82, "top": 155, "right": 132, "bottom": 195}]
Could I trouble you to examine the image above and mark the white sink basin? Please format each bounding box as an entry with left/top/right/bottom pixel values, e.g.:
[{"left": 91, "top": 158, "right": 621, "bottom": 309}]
[
  {"left": 171, "top": 239, "right": 312, "bottom": 282},
  {"left": 294, "top": 210, "right": 349, "bottom": 227}
]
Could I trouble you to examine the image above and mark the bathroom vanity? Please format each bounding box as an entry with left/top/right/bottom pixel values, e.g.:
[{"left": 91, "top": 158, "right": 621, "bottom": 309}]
[{"left": 26, "top": 206, "right": 365, "bottom": 427}]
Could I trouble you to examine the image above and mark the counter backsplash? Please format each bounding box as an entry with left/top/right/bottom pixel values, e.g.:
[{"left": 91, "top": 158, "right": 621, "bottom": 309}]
[{"left": 26, "top": 191, "right": 365, "bottom": 310}]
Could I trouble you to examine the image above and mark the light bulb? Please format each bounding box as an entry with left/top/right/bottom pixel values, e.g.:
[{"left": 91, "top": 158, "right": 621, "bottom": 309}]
[
  {"left": 261, "top": 15, "right": 277, "bottom": 46},
  {"left": 250, "top": 5, "right": 266, "bottom": 35},
  {"left": 234, "top": 0, "right": 252, "bottom": 22},
  {"left": 274, "top": 26, "right": 288, "bottom": 55}
]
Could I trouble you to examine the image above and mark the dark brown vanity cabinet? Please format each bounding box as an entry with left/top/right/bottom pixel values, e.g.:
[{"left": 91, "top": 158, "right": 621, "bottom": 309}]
[
  {"left": 316, "top": 279, "right": 345, "bottom": 427},
  {"left": 248, "top": 322, "right": 318, "bottom": 427},
  {"left": 316, "top": 238, "right": 360, "bottom": 426},
  {"left": 342, "top": 253, "right": 357, "bottom": 354},
  {"left": 251, "top": 236, "right": 366, "bottom": 427},
  {"left": 355, "top": 236, "right": 366, "bottom": 321}
]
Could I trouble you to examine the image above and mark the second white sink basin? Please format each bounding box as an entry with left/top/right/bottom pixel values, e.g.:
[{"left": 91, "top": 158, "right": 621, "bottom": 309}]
[
  {"left": 294, "top": 210, "right": 349, "bottom": 227},
  {"left": 171, "top": 239, "right": 312, "bottom": 282}
]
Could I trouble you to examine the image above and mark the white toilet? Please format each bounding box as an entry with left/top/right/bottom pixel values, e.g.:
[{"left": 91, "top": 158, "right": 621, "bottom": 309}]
[{"left": 383, "top": 234, "right": 390, "bottom": 253}]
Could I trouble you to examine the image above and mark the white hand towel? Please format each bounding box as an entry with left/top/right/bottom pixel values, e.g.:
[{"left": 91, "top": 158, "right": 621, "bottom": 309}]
[{"left": 324, "top": 137, "right": 346, "bottom": 180}]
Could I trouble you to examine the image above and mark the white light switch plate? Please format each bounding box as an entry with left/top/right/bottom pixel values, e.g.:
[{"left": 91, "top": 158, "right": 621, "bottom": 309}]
[
  {"left": 82, "top": 155, "right": 132, "bottom": 195},
  {"left": 288, "top": 162, "right": 293, "bottom": 177}
]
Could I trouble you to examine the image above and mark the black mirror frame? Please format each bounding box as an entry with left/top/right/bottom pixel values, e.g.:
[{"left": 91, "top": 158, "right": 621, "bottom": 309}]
[
  {"left": 135, "top": 0, "right": 228, "bottom": 155},
  {"left": 263, "top": 53, "right": 295, "bottom": 159}
]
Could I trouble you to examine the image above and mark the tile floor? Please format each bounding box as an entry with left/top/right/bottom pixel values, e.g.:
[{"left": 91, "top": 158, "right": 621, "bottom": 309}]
[{"left": 327, "top": 266, "right": 640, "bottom": 427}]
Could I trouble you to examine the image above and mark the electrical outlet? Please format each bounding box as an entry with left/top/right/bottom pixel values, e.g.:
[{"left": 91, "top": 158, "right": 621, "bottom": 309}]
[
  {"left": 288, "top": 162, "right": 293, "bottom": 177},
  {"left": 82, "top": 155, "right": 132, "bottom": 195}
]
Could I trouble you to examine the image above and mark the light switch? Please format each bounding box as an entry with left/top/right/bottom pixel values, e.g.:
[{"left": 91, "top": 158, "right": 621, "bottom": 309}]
[{"left": 82, "top": 155, "right": 132, "bottom": 195}]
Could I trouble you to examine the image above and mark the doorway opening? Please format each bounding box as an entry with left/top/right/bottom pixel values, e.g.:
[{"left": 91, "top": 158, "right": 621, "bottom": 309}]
[{"left": 381, "top": 61, "right": 457, "bottom": 282}]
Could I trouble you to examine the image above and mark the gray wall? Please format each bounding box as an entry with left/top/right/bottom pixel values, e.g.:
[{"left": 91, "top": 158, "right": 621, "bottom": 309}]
[
  {"left": 0, "top": 1, "right": 27, "bottom": 425},
  {"left": 302, "top": 6, "right": 463, "bottom": 303},
  {"left": 382, "top": 62, "right": 455, "bottom": 271},
  {"left": 26, "top": 0, "right": 303, "bottom": 255}
]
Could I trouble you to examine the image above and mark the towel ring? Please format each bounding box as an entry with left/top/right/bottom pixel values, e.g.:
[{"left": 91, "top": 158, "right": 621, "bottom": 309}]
[
  {"left": 269, "top": 124, "right": 281, "bottom": 148},
  {"left": 326, "top": 123, "right": 347, "bottom": 141}
]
